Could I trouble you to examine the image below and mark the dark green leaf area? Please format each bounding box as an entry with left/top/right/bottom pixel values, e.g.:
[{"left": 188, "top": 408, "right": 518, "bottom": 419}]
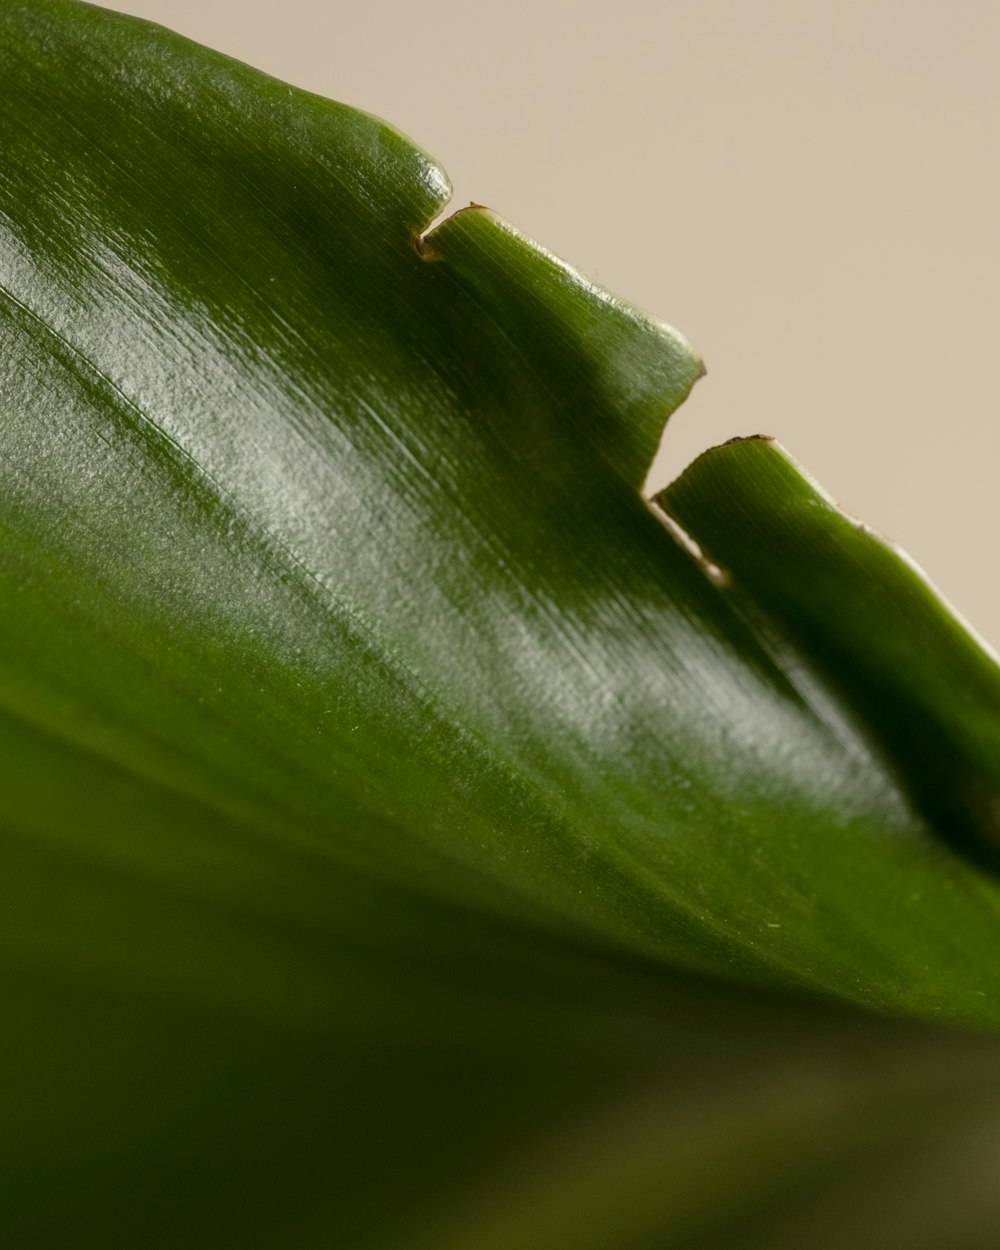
[
  {"left": 4, "top": 714, "right": 1000, "bottom": 1250},
  {"left": 6, "top": 4, "right": 1000, "bottom": 1246}
]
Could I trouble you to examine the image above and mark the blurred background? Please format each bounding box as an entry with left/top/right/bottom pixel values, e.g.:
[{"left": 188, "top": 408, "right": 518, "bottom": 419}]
[{"left": 109, "top": 0, "right": 1000, "bottom": 645}]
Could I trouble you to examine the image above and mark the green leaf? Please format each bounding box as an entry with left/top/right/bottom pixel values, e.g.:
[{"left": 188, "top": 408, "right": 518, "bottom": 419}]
[{"left": 5, "top": 2, "right": 1000, "bottom": 1246}]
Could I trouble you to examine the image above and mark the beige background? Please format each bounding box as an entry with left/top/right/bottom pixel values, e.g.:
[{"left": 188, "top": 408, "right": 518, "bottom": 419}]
[{"left": 110, "top": 0, "right": 1000, "bottom": 645}]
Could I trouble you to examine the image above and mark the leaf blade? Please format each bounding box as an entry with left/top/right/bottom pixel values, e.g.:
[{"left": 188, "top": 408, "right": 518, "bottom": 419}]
[{"left": 6, "top": 3, "right": 1000, "bottom": 1245}]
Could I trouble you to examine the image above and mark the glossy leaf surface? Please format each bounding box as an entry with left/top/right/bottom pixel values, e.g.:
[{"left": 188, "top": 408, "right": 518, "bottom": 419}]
[{"left": 4, "top": 3, "right": 1000, "bottom": 1245}]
